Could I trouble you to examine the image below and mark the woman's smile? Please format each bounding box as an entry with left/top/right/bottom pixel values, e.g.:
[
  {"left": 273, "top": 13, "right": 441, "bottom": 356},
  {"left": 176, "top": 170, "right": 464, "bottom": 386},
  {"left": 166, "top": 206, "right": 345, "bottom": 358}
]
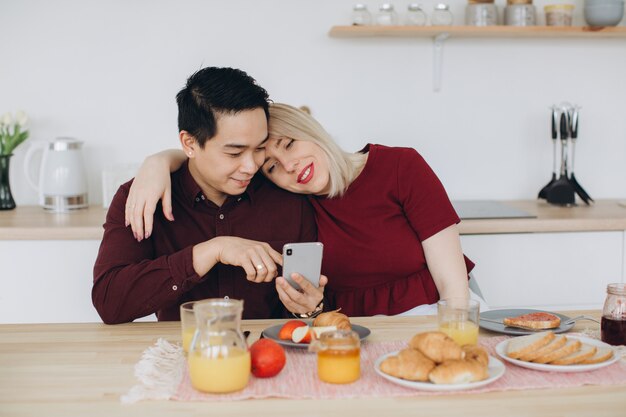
[{"left": 297, "top": 163, "right": 314, "bottom": 184}]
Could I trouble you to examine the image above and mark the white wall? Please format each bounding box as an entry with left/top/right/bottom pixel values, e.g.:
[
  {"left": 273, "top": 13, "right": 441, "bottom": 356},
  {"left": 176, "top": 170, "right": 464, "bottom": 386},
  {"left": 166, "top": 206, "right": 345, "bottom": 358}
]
[{"left": 2, "top": 0, "right": 625, "bottom": 206}]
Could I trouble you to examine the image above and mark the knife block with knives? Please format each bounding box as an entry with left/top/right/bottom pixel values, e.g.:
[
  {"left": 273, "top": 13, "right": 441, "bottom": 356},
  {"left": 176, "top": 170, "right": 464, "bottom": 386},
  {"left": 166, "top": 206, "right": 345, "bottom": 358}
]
[{"left": 538, "top": 103, "right": 594, "bottom": 206}]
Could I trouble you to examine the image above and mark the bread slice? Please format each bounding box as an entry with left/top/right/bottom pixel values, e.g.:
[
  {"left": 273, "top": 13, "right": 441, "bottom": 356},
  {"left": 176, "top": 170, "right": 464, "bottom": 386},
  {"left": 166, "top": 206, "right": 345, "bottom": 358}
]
[
  {"left": 532, "top": 339, "right": 582, "bottom": 364},
  {"left": 517, "top": 334, "right": 567, "bottom": 362},
  {"left": 503, "top": 312, "right": 561, "bottom": 330},
  {"left": 579, "top": 347, "right": 614, "bottom": 365},
  {"left": 550, "top": 343, "right": 597, "bottom": 365},
  {"left": 506, "top": 331, "right": 555, "bottom": 359}
]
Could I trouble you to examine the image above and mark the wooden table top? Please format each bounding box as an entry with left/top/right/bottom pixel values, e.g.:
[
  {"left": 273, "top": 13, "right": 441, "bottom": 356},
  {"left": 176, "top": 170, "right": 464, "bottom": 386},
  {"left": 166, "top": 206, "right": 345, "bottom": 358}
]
[
  {"left": 1, "top": 311, "right": 624, "bottom": 417},
  {"left": 2, "top": 200, "right": 626, "bottom": 240}
]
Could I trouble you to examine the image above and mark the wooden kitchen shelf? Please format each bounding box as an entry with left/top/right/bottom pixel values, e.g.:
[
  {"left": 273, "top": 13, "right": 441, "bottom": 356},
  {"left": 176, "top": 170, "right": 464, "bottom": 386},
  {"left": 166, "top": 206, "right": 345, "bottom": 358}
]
[
  {"left": 329, "top": 25, "right": 626, "bottom": 38},
  {"left": 1, "top": 201, "right": 626, "bottom": 239}
]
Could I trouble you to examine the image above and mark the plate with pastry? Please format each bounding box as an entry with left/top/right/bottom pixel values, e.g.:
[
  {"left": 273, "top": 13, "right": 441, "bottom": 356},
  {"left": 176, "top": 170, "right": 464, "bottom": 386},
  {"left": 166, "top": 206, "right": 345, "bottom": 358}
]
[
  {"left": 374, "top": 331, "right": 506, "bottom": 391},
  {"left": 479, "top": 309, "right": 574, "bottom": 335},
  {"left": 495, "top": 332, "right": 619, "bottom": 372},
  {"left": 261, "top": 310, "right": 371, "bottom": 349}
]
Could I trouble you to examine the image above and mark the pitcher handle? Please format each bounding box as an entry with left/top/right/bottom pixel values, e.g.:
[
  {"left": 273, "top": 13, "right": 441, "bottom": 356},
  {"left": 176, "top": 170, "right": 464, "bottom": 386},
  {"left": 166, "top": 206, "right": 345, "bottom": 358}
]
[{"left": 23, "top": 141, "right": 46, "bottom": 191}]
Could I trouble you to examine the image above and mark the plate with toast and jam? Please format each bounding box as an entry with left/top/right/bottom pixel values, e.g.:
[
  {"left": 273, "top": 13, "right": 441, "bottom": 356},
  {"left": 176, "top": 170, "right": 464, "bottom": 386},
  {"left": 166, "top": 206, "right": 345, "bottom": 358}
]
[{"left": 479, "top": 309, "right": 575, "bottom": 336}]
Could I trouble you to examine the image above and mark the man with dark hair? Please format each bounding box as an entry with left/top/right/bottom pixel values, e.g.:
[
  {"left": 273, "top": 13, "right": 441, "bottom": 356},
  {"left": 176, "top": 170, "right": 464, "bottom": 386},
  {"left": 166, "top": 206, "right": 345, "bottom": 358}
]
[{"left": 92, "top": 67, "right": 318, "bottom": 324}]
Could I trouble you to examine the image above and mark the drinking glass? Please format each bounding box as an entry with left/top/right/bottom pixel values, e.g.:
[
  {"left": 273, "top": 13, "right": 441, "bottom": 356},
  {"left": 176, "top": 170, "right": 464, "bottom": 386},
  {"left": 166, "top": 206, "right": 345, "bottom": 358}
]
[
  {"left": 180, "top": 301, "right": 197, "bottom": 354},
  {"left": 437, "top": 298, "right": 480, "bottom": 345}
]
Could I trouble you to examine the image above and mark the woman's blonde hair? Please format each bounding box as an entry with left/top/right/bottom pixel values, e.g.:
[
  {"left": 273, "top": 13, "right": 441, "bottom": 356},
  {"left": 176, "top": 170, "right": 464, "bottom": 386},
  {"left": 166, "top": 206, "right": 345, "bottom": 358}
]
[{"left": 268, "top": 103, "right": 367, "bottom": 198}]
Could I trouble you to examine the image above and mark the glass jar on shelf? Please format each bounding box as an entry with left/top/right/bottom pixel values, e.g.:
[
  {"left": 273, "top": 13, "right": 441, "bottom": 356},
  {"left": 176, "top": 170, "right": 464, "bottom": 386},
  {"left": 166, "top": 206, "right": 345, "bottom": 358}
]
[
  {"left": 466, "top": 2, "right": 498, "bottom": 26},
  {"left": 376, "top": 3, "right": 399, "bottom": 26},
  {"left": 406, "top": 3, "right": 427, "bottom": 26},
  {"left": 432, "top": 3, "right": 453, "bottom": 25},
  {"left": 351, "top": 4, "right": 372, "bottom": 26},
  {"left": 504, "top": 3, "right": 536, "bottom": 26}
]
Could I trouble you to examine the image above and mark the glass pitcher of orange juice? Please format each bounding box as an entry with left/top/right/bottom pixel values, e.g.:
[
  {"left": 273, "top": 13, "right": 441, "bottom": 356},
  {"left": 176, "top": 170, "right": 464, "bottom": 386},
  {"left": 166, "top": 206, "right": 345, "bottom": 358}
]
[
  {"left": 187, "top": 298, "right": 250, "bottom": 393},
  {"left": 311, "top": 329, "right": 361, "bottom": 384}
]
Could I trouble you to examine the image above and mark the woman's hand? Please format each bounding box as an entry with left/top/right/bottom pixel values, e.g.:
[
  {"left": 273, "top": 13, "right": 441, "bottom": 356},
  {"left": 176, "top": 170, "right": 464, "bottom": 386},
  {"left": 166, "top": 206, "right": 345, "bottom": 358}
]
[
  {"left": 125, "top": 150, "right": 184, "bottom": 241},
  {"left": 275, "top": 273, "right": 328, "bottom": 315}
]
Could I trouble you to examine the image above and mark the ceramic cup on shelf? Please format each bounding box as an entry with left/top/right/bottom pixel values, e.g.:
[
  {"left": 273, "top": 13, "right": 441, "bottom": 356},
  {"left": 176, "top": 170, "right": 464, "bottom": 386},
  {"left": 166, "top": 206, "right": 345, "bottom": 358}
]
[{"left": 584, "top": 0, "right": 624, "bottom": 26}]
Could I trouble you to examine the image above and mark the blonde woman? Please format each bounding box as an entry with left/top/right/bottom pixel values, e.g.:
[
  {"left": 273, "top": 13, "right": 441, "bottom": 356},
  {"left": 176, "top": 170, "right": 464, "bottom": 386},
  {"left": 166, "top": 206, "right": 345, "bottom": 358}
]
[{"left": 126, "top": 103, "right": 477, "bottom": 317}]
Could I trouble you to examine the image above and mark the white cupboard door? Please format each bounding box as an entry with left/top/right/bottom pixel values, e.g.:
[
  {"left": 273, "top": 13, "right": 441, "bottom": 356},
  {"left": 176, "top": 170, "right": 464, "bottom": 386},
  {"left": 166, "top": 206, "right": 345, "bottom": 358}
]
[{"left": 460, "top": 231, "right": 624, "bottom": 311}]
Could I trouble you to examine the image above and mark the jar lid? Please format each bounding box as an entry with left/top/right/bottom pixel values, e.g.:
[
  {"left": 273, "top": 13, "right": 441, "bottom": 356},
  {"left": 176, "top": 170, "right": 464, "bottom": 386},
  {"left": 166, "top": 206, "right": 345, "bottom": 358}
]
[
  {"left": 380, "top": 3, "right": 394, "bottom": 11},
  {"left": 544, "top": 4, "right": 575, "bottom": 12},
  {"left": 353, "top": 3, "right": 368, "bottom": 11},
  {"left": 435, "top": 3, "right": 450, "bottom": 10},
  {"left": 607, "top": 283, "right": 626, "bottom": 296},
  {"left": 408, "top": 3, "right": 423, "bottom": 10},
  {"left": 507, "top": 0, "right": 533, "bottom": 4}
]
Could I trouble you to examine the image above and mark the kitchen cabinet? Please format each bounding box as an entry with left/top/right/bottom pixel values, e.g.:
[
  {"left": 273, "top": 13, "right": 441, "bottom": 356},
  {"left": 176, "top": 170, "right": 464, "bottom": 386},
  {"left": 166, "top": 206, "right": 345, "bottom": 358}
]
[
  {"left": 1, "top": 202, "right": 625, "bottom": 323},
  {"left": 0, "top": 239, "right": 155, "bottom": 324},
  {"left": 461, "top": 231, "right": 625, "bottom": 311}
]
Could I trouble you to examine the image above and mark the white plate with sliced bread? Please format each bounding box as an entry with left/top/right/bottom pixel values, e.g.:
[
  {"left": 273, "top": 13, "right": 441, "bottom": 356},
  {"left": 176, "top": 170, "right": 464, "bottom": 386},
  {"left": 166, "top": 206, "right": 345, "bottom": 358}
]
[
  {"left": 495, "top": 333, "right": 619, "bottom": 372},
  {"left": 374, "top": 352, "right": 506, "bottom": 391}
]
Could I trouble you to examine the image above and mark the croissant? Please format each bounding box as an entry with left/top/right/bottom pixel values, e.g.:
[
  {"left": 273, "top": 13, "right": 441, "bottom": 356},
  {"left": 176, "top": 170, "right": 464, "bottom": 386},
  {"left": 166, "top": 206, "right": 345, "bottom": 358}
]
[
  {"left": 462, "top": 344, "right": 489, "bottom": 367},
  {"left": 409, "top": 331, "right": 464, "bottom": 363},
  {"left": 380, "top": 348, "right": 436, "bottom": 382},
  {"left": 428, "top": 359, "right": 489, "bottom": 384},
  {"left": 313, "top": 310, "right": 351, "bottom": 330}
]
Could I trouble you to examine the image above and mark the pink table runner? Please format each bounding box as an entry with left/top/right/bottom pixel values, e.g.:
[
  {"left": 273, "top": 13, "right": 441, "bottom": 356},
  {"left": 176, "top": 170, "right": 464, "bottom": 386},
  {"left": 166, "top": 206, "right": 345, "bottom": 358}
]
[{"left": 173, "top": 335, "right": 626, "bottom": 402}]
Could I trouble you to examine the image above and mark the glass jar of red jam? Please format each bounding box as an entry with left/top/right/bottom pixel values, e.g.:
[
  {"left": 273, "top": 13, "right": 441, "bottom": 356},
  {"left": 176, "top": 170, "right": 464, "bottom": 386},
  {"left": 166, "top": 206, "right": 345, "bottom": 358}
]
[{"left": 601, "top": 283, "right": 626, "bottom": 346}]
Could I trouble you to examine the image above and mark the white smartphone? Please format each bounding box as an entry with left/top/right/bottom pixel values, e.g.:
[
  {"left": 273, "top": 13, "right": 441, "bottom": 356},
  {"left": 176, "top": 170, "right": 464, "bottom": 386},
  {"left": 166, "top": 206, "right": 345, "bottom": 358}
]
[{"left": 282, "top": 242, "right": 323, "bottom": 291}]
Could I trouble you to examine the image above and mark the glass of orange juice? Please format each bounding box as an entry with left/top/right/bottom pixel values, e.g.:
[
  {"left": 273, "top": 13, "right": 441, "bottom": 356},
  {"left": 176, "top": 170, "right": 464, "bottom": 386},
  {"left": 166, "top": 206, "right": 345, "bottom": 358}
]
[
  {"left": 311, "top": 329, "right": 361, "bottom": 384},
  {"left": 180, "top": 301, "right": 197, "bottom": 354},
  {"left": 437, "top": 297, "right": 480, "bottom": 345}
]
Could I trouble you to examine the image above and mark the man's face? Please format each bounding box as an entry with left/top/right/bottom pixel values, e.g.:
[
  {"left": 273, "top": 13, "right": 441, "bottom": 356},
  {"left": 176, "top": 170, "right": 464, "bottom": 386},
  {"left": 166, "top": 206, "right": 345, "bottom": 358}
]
[{"left": 185, "top": 107, "right": 268, "bottom": 206}]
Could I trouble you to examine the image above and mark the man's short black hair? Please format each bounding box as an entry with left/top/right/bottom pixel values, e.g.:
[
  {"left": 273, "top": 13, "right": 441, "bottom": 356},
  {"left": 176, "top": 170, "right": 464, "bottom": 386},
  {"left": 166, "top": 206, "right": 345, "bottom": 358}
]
[{"left": 176, "top": 67, "right": 270, "bottom": 147}]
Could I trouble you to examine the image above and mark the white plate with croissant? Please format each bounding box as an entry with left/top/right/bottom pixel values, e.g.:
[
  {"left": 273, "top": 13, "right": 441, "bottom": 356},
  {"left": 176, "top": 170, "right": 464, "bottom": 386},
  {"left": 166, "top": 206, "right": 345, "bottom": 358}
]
[
  {"left": 495, "top": 333, "right": 619, "bottom": 373},
  {"left": 374, "top": 331, "right": 506, "bottom": 391},
  {"left": 375, "top": 352, "right": 505, "bottom": 391}
]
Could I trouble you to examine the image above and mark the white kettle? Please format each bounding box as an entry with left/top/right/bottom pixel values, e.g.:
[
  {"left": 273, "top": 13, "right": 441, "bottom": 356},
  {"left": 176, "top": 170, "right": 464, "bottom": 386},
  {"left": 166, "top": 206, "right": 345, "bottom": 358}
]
[{"left": 24, "top": 137, "right": 88, "bottom": 211}]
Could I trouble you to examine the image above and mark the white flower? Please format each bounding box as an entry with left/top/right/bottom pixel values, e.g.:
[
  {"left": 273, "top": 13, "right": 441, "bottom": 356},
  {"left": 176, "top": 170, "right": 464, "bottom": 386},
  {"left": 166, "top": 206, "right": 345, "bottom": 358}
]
[
  {"left": 0, "top": 112, "right": 11, "bottom": 128},
  {"left": 15, "top": 111, "right": 28, "bottom": 127}
]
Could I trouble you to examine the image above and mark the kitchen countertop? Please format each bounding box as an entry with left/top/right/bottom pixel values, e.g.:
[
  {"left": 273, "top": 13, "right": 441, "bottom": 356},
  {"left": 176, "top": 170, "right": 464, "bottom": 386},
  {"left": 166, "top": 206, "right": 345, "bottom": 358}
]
[
  {"left": 1, "top": 200, "right": 626, "bottom": 240},
  {"left": 1, "top": 311, "right": 624, "bottom": 417}
]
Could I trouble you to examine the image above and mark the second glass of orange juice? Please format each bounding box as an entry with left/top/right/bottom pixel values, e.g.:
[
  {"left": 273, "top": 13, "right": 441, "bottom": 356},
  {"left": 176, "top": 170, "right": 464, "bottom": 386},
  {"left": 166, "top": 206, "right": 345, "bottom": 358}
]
[{"left": 437, "top": 298, "right": 480, "bottom": 345}]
